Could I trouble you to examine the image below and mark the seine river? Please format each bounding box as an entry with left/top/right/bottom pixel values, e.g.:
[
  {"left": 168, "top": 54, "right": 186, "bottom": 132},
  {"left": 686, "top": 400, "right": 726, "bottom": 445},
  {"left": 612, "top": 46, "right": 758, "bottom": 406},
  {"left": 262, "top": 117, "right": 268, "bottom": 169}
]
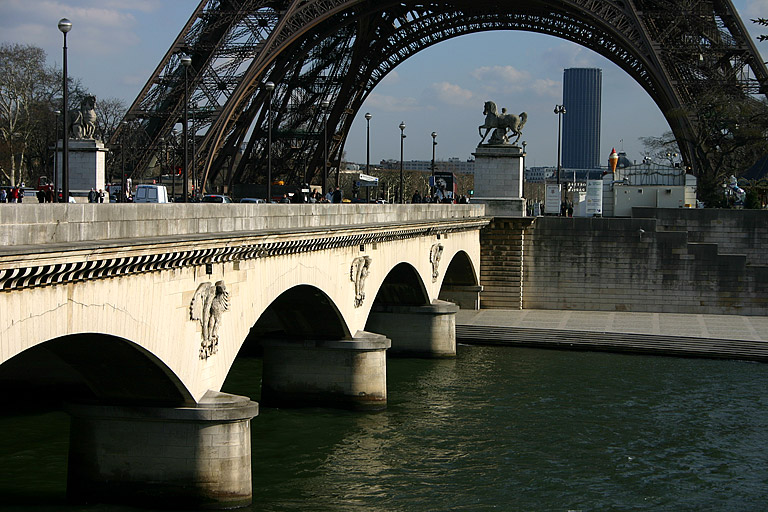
[{"left": 2, "top": 344, "right": 768, "bottom": 511}]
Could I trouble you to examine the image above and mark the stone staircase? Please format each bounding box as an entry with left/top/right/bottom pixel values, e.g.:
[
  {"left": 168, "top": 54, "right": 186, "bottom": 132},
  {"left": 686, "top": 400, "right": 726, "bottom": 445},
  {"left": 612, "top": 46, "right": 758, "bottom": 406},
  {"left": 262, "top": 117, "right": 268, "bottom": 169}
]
[{"left": 479, "top": 218, "right": 532, "bottom": 309}]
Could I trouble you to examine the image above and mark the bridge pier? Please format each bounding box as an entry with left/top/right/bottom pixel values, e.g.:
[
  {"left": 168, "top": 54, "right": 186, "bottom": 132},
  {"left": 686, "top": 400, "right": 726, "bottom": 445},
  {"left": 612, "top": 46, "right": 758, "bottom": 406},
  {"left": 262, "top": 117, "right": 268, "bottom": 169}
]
[
  {"left": 260, "top": 331, "right": 390, "bottom": 411},
  {"left": 65, "top": 391, "right": 259, "bottom": 509},
  {"left": 366, "top": 300, "right": 459, "bottom": 357}
]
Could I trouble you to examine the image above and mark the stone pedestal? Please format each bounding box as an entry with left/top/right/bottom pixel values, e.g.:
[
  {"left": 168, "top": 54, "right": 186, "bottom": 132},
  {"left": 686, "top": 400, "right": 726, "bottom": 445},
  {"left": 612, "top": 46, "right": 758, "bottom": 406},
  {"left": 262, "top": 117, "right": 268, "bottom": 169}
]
[
  {"left": 65, "top": 391, "right": 259, "bottom": 509},
  {"left": 472, "top": 144, "right": 526, "bottom": 217},
  {"left": 57, "top": 139, "right": 108, "bottom": 195},
  {"left": 260, "top": 331, "right": 390, "bottom": 410},
  {"left": 366, "top": 300, "right": 459, "bottom": 357}
]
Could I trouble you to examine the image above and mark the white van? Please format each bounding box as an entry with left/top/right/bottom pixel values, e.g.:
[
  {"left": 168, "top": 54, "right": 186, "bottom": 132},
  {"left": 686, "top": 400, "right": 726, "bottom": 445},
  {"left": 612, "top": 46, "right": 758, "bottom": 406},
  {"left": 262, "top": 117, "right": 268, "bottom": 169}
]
[{"left": 133, "top": 185, "right": 169, "bottom": 203}]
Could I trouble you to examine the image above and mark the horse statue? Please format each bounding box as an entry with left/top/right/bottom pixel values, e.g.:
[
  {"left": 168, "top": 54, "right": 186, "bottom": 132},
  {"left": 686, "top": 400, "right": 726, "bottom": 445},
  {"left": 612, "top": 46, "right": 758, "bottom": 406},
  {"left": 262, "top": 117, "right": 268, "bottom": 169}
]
[
  {"left": 70, "top": 95, "right": 98, "bottom": 140},
  {"left": 478, "top": 101, "right": 527, "bottom": 145}
]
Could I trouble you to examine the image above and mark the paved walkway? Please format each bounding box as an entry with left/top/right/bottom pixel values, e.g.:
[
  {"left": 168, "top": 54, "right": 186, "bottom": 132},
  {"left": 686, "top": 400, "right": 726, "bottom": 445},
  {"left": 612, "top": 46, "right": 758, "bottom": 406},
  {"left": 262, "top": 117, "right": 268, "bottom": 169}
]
[
  {"left": 455, "top": 309, "right": 768, "bottom": 361},
  {"left": 457, "top": 309, "right": 768, "bottom": 341}
]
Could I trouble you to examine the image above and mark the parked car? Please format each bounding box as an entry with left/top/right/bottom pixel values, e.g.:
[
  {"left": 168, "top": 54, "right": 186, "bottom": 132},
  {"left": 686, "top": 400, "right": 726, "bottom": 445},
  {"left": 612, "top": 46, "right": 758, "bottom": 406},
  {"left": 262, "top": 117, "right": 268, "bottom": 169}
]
[
  {"left": 239, "top": 197, "right": 265, "bottom": 203},
  {"left": 133, "top": 185, "right": 169, "bottom": 203},
  {"left": 201, "top": 194, "right": 233, "bottom": 203}
]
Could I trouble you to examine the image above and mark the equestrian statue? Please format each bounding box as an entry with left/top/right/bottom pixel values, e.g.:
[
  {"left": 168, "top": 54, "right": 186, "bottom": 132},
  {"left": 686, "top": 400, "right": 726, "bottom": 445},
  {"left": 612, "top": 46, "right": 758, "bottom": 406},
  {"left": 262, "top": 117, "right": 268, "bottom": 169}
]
[{"left": 478, "top": 101, "right": 527, "bottom": 145}]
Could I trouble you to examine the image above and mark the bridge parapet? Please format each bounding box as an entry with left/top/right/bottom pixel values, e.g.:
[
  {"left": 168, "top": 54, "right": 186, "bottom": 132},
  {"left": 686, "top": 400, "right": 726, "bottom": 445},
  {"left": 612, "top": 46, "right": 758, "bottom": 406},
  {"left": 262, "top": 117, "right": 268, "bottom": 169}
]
[{"left": 0, "top": 203, "right": 486, "bottom": 247}]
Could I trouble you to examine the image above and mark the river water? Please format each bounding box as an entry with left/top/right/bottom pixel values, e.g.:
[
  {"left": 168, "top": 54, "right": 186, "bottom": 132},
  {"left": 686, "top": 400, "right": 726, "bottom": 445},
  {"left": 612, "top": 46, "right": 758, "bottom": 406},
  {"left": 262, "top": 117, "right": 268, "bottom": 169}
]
[{"left": 1, "top": 344, "right": 767, "bottom": 511}]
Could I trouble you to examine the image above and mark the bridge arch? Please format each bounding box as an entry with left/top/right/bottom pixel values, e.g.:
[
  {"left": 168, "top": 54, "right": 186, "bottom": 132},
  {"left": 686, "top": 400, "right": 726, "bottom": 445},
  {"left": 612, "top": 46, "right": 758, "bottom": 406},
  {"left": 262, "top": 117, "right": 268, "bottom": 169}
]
[
  {"left": 0, "top": 334, "right": 193, "bottom": 408},
  {"left": 247, "top": 284, "right": 350, "bottom": 343},
  {"left": 369, "top": 262, "right": 430, "bottom": 308}
]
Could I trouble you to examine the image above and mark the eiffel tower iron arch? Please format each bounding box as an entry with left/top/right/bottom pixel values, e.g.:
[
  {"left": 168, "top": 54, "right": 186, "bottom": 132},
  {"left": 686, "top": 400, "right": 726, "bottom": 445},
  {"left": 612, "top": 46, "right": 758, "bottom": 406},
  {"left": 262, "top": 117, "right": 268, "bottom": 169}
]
[{"left": 114, "top": 0, "right": 768, "bottom": 198}]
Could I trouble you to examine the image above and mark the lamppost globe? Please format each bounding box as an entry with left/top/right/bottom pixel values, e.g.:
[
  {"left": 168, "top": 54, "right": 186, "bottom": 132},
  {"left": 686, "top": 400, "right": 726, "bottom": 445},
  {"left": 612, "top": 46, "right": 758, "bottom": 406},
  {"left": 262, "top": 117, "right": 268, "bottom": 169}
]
[
  {"left": 181, "top": 55, "right": 192, "bottom": 67},
  {"left": 365, "top": 112, "right": 372, "bottom": 122},
  {"left": 58, "top": 18, "right": 72, "bottom": 33},
  {"left": 264, "top": 81, "right": 275, "bottom": 92}
]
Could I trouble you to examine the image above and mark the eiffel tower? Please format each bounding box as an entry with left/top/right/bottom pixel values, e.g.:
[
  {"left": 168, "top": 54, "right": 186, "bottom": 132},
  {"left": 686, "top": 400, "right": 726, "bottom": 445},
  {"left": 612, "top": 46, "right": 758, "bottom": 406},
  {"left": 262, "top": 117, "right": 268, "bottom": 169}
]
[{"left": 113, "top": 0, "right": 768, "bottom": 197}]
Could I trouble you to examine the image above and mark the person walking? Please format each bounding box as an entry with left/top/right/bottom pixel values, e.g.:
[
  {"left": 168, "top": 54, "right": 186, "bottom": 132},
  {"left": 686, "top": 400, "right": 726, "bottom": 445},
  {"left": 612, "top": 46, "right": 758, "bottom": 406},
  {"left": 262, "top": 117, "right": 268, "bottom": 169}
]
[
  {"left": 0, "top": 188, "right": 6, "bottom": 203},
  {"left": 412, "top": 190, "right": 422, "bottom": 204},
  {"left": 331, "top": 186, "right": 343, "bottom": 203}
]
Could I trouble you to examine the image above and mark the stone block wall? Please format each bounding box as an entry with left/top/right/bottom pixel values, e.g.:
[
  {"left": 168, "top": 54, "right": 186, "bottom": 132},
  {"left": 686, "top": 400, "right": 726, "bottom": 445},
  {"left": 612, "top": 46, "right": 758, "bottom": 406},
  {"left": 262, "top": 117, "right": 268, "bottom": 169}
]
[
  {"left": 632, "top": 207, "right": 768, "bottom": 266},
  {"left": 479, "top": 210, "right": 768, "bottom": 315}
]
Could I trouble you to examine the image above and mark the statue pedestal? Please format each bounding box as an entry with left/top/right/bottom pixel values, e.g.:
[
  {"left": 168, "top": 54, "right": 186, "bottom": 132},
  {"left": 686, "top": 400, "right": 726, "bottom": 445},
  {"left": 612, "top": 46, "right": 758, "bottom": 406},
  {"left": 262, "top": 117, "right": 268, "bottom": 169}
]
[
  {"left": 472, "top": 144, "right": 525, "bottom": 217},
  {"left": 57, "top": 139, "right": 108, "bottom": 196}
]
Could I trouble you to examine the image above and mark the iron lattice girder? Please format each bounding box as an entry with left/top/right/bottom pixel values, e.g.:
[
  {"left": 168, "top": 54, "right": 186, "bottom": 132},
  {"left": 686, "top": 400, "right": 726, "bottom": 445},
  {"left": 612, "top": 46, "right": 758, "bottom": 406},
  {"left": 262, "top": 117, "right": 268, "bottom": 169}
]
[
  {"left": 120, "top": 0, "right": 767, "bottom": 188},
  {"left": 113, "top": 0, "right": 277, "bottom": 176}
]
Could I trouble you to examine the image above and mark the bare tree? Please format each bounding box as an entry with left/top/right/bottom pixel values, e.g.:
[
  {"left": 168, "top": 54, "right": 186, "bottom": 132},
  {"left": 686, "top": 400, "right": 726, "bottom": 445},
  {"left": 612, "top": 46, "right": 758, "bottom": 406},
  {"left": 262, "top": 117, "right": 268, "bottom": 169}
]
[
  {"left": 0, "top": 43, "right": 57, "bottom": 186},
  {"left": 95, "top": 96, "right": 127, "bottom": 142},
  {"left": 639, "top": 131, "right": 681, "bottom": 163}
]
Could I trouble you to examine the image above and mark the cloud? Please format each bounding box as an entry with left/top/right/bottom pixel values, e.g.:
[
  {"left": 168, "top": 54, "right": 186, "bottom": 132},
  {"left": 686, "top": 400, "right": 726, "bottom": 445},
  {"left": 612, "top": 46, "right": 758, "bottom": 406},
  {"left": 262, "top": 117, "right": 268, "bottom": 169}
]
[
  {"left": 744, "top": 0, "right": 768, "bottom": 18},
  {"left": 365, "top": 93, "right": 419, "bottom": 112},
  {"left": 380, "top": 70, "right": 401, "bottom": 85},
  {"left": 471, "top": 65, "right": 531, "bottom": 87},
  {"left": 428, "top": 82, "right": 474, "bottom": 106},
  {"left": 0, "top": 0, "right": 141, "bottom": 57},
  {"left": 531, "top": 78, "right": 561, "bottom": 98}
]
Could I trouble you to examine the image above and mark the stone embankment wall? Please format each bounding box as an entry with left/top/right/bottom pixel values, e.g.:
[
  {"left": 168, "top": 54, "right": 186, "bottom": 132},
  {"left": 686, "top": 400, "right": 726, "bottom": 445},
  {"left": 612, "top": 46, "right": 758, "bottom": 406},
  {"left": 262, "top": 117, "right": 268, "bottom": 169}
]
[{"left": 480, "top": 209, "right": 768, "bottom": 315}]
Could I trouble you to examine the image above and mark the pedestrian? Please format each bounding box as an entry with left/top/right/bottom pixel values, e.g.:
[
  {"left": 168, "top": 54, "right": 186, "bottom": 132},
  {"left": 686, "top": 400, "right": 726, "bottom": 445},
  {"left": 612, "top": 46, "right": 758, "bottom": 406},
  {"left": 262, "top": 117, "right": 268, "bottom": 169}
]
[
  {"left": 99, "top": 189, "right": 105, "bottom": 203},
  {"left": 412, "top": 190, "right": 422, "bottom": 204},
  {"left": 37, "top": 189, "right": 46, "bottom": 203},
  {"left": 88, "top": 188, "right": 97, "bottom": 203},
  {"left": 10, "top": 186, "right": 18, "bottom": 203},
  {"left": 332, "top": 186, "right": 343, "bottom": 203},
  {"left": 0, "top": 188, "right": 6, "bottom": 203}
]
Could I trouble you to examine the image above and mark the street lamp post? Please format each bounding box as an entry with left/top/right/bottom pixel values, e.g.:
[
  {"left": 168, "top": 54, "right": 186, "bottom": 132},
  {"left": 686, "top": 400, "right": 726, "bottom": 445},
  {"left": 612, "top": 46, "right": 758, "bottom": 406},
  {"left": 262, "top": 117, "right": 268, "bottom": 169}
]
[
  {"left": 522, "top": 139, "right": 527, "bottom": 176},
  {"left": 321, "top": 100, "right": 330, "bottom": 195},
  {"left": 170, "top": 130, "right": 177, "bottom": 199},
  {"left": 431, "top": 131, "right": 437, "bottom": 180},
  {"left": 159, "top": 137, "right": 165, "bottom": 184},
  {"left": 554, "top": 104, "right": 566, "bottom": 213},
  {"left": 54, "top": 110, "right": 61, "bottom": 201},
  {"left": 58, "top": 18, "right": 72, "bottom": 203},
  {"left": 399, "top": 121, "right": 406, "bottom": 204},
  {"left": 120, "top": 121, "right": 127, "bottom": 202},
  {"left": 264, "top": 81, "right": 275, "bottom": 202},
  {"left": 191, "top": 103, "right": 198, "bottom": 200},
  {"left": 365, "top": 112, "right": 372, "bottom": 203},
  {"left": 181, "top": 55, "right": 192, "bottom": 203}
]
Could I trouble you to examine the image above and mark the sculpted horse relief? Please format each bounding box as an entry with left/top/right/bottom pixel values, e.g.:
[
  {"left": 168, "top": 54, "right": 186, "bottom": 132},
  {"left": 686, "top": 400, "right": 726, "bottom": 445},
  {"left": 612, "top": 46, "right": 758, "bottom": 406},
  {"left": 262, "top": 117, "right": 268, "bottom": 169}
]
[{"left": 479, "top": 101, "right": 527, "bottom": 145}]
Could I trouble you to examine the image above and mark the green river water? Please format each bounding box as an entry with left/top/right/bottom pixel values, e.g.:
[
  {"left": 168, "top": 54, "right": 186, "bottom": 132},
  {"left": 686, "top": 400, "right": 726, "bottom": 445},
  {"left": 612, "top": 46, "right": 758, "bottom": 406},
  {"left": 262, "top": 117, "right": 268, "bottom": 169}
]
[{"left": 1, "top": 344, "right": 767, "bottom": 511}]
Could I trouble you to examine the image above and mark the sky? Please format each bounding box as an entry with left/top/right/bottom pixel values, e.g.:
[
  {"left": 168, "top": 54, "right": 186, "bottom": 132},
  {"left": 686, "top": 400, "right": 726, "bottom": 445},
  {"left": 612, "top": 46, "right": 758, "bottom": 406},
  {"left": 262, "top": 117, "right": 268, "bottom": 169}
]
[{"left": 1, "top": 0, "right": 767, "bottom": 168}]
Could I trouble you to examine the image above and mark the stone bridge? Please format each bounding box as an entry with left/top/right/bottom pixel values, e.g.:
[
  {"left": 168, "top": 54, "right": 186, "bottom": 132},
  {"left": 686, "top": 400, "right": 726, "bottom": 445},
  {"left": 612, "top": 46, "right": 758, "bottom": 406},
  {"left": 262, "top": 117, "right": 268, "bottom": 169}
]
[{"left": 0, "top": 203, "right": 487, "bottom": 508}]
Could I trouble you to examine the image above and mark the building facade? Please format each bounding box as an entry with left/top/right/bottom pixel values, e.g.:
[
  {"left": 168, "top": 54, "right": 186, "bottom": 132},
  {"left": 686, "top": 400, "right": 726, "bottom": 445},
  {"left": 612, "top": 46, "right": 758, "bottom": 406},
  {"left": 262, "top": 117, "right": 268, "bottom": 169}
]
[{"left": 562, "top": 68, "right": 602, "bottom": 170}]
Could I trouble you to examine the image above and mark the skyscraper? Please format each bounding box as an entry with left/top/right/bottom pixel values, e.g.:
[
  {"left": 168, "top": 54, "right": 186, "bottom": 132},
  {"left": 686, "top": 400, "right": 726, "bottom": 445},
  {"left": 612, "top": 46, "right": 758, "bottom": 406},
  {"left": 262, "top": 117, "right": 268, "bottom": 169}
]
[{"left": 562, "top": 68, "right": 602, "bottom": 169}]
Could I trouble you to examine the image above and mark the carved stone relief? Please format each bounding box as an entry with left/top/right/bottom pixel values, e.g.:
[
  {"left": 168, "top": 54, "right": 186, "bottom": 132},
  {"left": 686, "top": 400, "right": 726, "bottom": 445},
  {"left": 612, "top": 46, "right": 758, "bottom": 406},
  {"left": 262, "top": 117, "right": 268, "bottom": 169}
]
[
  {"left": 430, "top": 244, "right": 444, "bottom": 282},
  {"left": 190, "top": 280, "right": 229, "bottom": 360},
  {"left": 350, "top": 256, "right": 372, "bottom": 307}
]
